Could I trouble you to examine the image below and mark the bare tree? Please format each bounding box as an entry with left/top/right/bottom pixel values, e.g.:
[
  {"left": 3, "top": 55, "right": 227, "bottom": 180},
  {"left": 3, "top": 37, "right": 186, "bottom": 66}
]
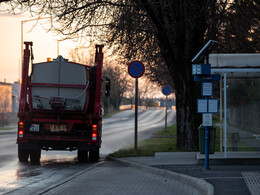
[
  {"left": 68, "top": 45, "right": 95, "bottom": 65},
  {"left": 102, "top": 62, "right": 129, "bottom": 112},
  {"left": 68, "top": 45, "right": 129, "bottom": 113},
  {"left": 5, "top": 0, "right": 259, "bottom": 150},
  {"left": 206, "top": 0, "right": 260, "bottom": 53}
]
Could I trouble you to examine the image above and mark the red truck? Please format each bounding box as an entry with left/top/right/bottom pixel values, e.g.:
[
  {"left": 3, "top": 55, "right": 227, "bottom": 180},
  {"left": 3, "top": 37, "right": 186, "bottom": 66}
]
[{"left": 17, "top": 42, "right": 106, "bottom": 163}]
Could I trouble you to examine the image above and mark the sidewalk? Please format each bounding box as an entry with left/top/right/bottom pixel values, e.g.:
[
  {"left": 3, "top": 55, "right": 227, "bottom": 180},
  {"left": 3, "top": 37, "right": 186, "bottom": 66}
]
[
  {"left": 38, "top": 152, "right": 214, "bottom": 195},
  {"left": 118, "top": 152, "right": 260, "bottom": 195},
  {"left": 121, "top": 151, "right": 260, "bottom": 166},
  {"left": 41, "top": 158, "right": 213, "bottom": 195},
  {"left": 108, "top": 155, "right": 213, "bottom": 195},
  {"left": 40, "top": 151, "right": 260, "bottom": 195}
]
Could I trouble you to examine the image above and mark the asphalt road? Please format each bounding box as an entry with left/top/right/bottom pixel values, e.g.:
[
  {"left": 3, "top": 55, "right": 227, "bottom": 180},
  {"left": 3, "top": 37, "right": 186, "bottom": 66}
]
[
  {"left": 0, "top": 109, "right": 176, "bottom": 194},
  {"left": 101, "top": 109, "right": 176, "bottom": 154}
]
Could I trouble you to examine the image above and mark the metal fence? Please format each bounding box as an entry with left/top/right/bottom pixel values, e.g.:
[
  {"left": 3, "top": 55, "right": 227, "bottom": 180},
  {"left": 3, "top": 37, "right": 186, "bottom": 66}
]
[
  {"left": 229, "top": 102, "right": 260, "bottom": 133},
  {"left": 225, "top": 77, "right": 260, "bottom": 151}
]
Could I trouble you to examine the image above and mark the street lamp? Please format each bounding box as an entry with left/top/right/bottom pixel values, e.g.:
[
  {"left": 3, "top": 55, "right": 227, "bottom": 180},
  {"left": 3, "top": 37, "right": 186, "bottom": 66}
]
[
  {"left": 20, "top": 17, "right": 50, "bottom": 82},
  {"left": 57, "top": 40, "right": 60, "bottom": 56},
  {"left": 56, "top": 34, "right": 94, "bottom": 61}
]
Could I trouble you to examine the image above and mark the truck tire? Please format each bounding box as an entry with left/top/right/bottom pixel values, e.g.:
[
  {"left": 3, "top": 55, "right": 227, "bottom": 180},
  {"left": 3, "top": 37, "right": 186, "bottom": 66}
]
[
  {"left": 89, "top": 149, "right": 99, "bottom": 162},
  {"left": 30, "top": 150, "right": 41, "bottom": 164},
  {"left": 18, "top": 148, "right": 29, "bottom": 162},
  {"left": 78, "top": 150, "right": 88, "bottom": 162}
]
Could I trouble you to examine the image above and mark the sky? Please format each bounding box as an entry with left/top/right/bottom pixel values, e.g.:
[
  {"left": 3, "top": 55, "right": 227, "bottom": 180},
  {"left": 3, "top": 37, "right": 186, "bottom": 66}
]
[
  {"left": 0, "top": 3, "right": 79, "bottom": 83},
  {"left": 0, "top": 3, "right": 173, "bottom": 99}
]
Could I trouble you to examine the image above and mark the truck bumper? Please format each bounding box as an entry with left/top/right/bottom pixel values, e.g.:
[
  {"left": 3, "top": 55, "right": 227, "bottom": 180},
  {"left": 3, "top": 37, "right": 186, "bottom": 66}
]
[{"left": 18, "top": 142, "right": 40, "bottom": 150}]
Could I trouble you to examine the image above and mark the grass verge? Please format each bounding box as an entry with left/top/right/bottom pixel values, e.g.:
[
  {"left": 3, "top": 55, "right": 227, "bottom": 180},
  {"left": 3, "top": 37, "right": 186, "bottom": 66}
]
[
  {"left": 0, "top": 127, "right": 15, "bottom": 131},
  {"left": 109, "top": 122, "right": 225, "bottom": 158},
  {"left": 109, "top": 124, "right": 181, "bottom": 158}
]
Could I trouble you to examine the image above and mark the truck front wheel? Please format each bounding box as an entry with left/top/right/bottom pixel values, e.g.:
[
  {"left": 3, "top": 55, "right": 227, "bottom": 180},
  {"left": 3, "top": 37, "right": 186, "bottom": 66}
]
[
  {"left": 18, "top": 148, "right": 29, "bottom": 162},
  {"left": 89, "top": 149, "right": 99, "bottom": 162}
]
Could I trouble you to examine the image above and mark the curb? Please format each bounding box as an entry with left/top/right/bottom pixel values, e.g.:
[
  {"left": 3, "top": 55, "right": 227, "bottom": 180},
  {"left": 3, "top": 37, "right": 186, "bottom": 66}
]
[
  {"left": 198, "top": 158, "right": 260, "bottom": 165},
  {"left": 107, "top": 157, "right": 214, "bottom": 195}
]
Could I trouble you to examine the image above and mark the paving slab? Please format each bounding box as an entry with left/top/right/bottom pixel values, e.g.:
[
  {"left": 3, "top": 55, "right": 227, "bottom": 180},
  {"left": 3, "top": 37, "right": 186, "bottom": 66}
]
[
  {"left": 42, "top": 160, "right": 207, "bottom": 195},
  {"left": 121, "top": 152, "right": 260, "bottom": 195}
]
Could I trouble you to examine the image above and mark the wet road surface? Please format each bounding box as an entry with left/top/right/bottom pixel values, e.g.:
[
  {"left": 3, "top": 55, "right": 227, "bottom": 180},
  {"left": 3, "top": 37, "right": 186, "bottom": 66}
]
[
  {"left": 1, "top": 148, "right": 103, "bottom": 194},
  {"left": 0, "top": 110, "right": 176, "bottom": 194}
]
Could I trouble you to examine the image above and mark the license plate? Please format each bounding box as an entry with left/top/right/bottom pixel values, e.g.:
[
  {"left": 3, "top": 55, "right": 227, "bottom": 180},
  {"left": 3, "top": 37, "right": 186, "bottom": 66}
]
[
  {"left": 50, "top": 124, "right": 67, "bottom": 132},
  {"left": 30, "top": 124, "right": 40, "bottom": 132}
]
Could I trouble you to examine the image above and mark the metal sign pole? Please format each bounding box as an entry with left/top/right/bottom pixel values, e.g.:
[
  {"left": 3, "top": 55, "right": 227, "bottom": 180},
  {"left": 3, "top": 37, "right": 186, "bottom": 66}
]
[
  {"left": 192, "top": 40, "right": 219, "bottom": 171},
  {"left": 224, "top": 73, "right": 227, "bottom": 158},
  {"left": 162, "top": 85, "right": 173, "bottom": 132},
  {"left": 205, "top": 126, "right": 209, "bottom": 170},
  {"left": 128, "top": 60, "right": 144, "bottom": 152},
  {"left": 205, "top": 55, "right": 210, "bottom": 170},
  {"left": 135, "top": 78, "right": 138, "bottom": 151},
  {"left": 220, "top": 77, "right": 223, "bottom": 152},
  {"left": 165, "top": 96, "right": 168, "bottom": 131}
]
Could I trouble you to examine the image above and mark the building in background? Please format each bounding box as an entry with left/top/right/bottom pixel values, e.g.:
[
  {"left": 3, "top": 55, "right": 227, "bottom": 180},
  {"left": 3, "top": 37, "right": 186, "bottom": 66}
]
[
  {"left": 0, "top": 81, "right": 21, "bottom": 126},
  {"left": 12, "top": 81, "right": 21, "bottom": 113},
  {"left": 0, "top": 81, "right": 12, "bottom": 112}
]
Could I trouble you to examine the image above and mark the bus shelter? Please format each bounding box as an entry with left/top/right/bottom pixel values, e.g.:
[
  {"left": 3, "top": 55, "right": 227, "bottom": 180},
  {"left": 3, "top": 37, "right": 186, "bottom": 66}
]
[{"left": 210, "top": 53, "right": 260, "bottom": 157}]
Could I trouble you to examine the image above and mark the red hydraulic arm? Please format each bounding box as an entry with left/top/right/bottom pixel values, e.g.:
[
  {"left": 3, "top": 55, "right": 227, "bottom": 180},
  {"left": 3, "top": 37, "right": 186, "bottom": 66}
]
[
  {"left": 94, "top": 45, "right": 104, "bottom": 120},
  {"left": 18, "top": 42, "right": 33, "bottom": 119}
]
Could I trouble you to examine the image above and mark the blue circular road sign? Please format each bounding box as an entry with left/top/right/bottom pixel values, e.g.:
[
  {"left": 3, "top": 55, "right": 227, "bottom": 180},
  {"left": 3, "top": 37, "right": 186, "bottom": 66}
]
[
  {"left": 162, "top": 85, "right": 173, "bottom": 96},
  {"left": 128, "top": 61, "right": 145, "bottom": 78}
]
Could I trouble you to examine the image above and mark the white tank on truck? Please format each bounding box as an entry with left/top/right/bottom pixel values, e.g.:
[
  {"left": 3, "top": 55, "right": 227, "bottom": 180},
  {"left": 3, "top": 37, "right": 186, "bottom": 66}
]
[{"left": 31, "top": 56, "right": 89, "bottom": 111}]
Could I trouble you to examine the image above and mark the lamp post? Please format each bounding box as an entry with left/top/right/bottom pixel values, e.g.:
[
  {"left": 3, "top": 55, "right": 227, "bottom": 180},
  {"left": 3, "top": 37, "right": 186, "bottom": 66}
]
[
  {"left": 57, "top": 40, "right": 60, "bottom": 56},
  {"left": 20, "top": 17, "right": 49, "bottom": 82}
]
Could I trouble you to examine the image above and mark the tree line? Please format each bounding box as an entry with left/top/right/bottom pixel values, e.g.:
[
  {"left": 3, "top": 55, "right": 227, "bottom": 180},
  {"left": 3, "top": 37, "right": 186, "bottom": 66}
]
[{"left": 3, "top": 0, "right": 259, "bottom": 150}]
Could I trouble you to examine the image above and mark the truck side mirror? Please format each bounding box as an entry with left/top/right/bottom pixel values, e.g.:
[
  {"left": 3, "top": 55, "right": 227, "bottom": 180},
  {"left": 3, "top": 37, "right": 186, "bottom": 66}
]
[{"left": 105, "top": 78, "right": 110, "bottom": 97}]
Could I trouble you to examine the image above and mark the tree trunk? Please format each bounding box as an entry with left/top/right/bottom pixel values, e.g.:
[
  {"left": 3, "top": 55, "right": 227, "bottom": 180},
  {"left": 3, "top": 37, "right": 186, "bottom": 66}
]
[
  {"left": 173, "top": 67, "right": 202, "bottom": 150},
  {"left": 142, "top": 0, "right": 207, "bottom": 150},
  {"left": 161, "top": 51, "right": 203, "bottom": 150}
]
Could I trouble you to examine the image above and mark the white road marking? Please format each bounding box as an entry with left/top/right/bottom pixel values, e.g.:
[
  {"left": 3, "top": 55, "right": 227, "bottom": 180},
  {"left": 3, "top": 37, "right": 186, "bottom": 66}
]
[{"left": 242, "top": 171, "right": 260, "bottom": 195}]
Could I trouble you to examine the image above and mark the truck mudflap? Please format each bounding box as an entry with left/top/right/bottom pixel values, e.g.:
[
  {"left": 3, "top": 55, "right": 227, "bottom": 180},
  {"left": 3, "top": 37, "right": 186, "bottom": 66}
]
[{"left": 18, "top": 142, "right": 41, "bottom": 164}]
